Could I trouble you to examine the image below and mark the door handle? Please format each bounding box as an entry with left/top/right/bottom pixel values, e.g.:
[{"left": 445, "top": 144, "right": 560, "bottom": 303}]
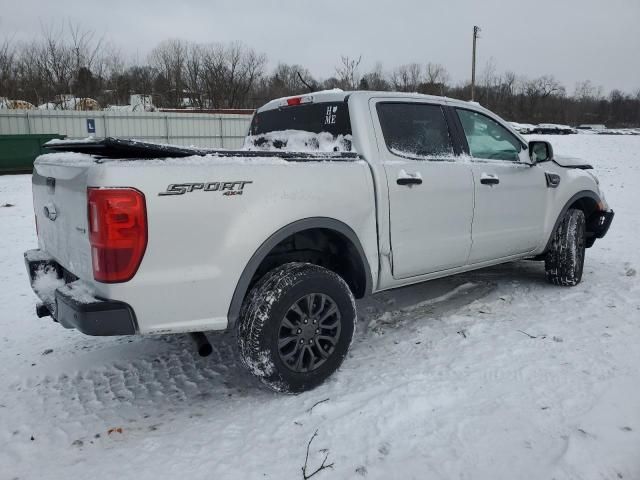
[
  {"left": 397, "top": 169, "right": 423, "bottom": 186},
  {"left": 397, "top": 177, "right": 423, "bottom": 186},
  {"left": 480, "top": 173, "right": 500, "bottom": 186}
]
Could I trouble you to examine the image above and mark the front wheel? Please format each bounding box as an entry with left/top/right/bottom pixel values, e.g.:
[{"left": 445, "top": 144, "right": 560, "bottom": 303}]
[
  {"left": 545, "top": 208, "right": 586, "bottom": 286},
  {"left": 237, "top": 262, "right": 356, "bottom": 393}
]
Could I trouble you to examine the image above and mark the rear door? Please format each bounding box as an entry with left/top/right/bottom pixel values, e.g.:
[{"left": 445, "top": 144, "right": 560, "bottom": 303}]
[
  {"left": 453, "top": 108, "right": 546, "bottom": 263},
  {"left": 373, "top": 100, "right": 474, "bottom": 279}
]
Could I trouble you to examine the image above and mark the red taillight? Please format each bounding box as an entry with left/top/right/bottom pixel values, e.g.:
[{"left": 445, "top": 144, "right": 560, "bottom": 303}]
[
  {"left": 284, "top": 96, "right": 313, "bottom": 107},
  {"left": 87, "top": 187, "right": 147, "bottom": 283}
]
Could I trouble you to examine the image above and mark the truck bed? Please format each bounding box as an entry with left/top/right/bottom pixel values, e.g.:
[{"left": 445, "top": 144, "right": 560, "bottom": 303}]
[
  {"left": 44, "top": 137, "right": 361, "bottom": 162},
  {"left": 32, "top": 136, "right": 376, "bottom": 334}
]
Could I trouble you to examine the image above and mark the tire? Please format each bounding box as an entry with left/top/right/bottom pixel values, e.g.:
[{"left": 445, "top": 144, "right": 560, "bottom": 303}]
[
  {"left": 545, "top": 209, "right": 586, "bottom": 286},
  {"left": 237, "top": 262, "right": 356, "bottom": 393}
]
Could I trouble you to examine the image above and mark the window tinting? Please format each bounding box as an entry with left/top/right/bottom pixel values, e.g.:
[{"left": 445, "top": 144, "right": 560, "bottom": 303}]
[
  {"left": 376, "top": 103, "right": 454, "bottom": 159},
  {"left": 456, "top": 109, "right": 522, "bottom": 161},
  {"left": 250, "top": 102, "right": 351, "bottom": 137}
]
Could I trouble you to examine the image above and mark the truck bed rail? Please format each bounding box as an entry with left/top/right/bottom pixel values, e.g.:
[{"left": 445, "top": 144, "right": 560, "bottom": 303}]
[{"left": 44, "top": 137, "right": 361, "bottom": 162}]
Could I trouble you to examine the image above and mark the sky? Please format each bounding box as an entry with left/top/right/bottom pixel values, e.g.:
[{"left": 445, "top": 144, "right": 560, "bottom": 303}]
[{"left": 1, "top": 0, "right": 639, "bottom": 94}]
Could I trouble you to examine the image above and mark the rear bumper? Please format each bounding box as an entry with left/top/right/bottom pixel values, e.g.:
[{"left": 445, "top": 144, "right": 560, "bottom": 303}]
[{"left": 24, "top": 249, "right": 138, "bottom": 336}]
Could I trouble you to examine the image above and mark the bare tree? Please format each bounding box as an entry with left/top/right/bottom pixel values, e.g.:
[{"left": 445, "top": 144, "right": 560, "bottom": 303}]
[
  {"left": 502, "top": 71, "right": 517, "bottom": 96},
  {"left": 3, "top": 29, "right": 639, "bottom": 126},
  {"left": 184, "top": 43, "right": 205, "bottom": 108},
  {"left": 264, "top": 63, "right": 316, "bottom": 99},
  {"left": 390, "top": 63, "right": 422, "bottom": 92},
  {"left": 68, "top": 21, "right": 104, "bottom": 73},
  {"left": 526, "top": 75, "right": 566, "bottom": 98},
  {"left": 195, "top": 41, "right": 266, "bottom": 108},
  {"left": 39, "top": 22, "right": 75, "bottom": 97},
  {"left": 360, "top": 62, "right": 390, "bottom": 91},
  {"left": 149, "top": 39, "right": 188, "bottom": 107},
  {"left": 0, "top": 37, "right": 16, "bottom": 98},
  {"left": 421, "top": 62, "right": 450, "bottom": 95},
  {"left": 224, "top": 41, "right": 267, "bottom": 108},
  {"left": 335, "top": 55, "right": 362, "bottom": 90},
  {"left": 425, "top": 62, "right": 450, "bottom": 85},
  {"left": 574, "top": 80, "right": 603, "bottom": 101}
]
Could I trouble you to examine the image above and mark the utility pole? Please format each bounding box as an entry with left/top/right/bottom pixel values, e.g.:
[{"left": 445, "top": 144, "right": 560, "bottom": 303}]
[{"left": 471, "top": 25, "right": 481, "bottom": 101}]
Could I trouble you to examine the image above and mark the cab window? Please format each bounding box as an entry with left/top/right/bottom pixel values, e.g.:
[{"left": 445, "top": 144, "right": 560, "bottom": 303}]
[
  {"left": 377, "top": 103, "right": 454, "bottom": 160},
  {"left": 456, "top": 109, "right": 522, "bottom": 161}
]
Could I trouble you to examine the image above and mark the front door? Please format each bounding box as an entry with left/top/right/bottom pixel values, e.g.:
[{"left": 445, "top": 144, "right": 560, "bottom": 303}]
[
  {"left": 454, "top": 108, "right": 547, "bottom": 263},
  {"left": 374, "top": 101, "right": 475, "bottom": 279}
]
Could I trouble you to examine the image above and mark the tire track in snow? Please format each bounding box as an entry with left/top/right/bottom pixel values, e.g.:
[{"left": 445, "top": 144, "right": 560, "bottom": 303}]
[{"left": 0, "top": 339, "right": 255, "bottom": 455}]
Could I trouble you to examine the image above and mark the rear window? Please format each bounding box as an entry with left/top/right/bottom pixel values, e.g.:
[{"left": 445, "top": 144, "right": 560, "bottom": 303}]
[
  {"left": 376, "top": 103, "right": 454, "bottom": 159},
  {"left": 247, "top": 102, "right": 353, "bottom": 152}
]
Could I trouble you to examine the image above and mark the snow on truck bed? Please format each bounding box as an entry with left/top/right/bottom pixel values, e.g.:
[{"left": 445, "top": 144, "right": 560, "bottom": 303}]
[
  {"left": 1, "top": 134, "right": 640, "bottom": 479},
  {"left": 37, "top": 132, "right": 358, "bottom": 167}
]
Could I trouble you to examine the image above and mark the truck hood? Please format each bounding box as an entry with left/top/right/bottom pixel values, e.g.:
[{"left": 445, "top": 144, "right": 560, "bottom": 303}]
[{"left": 553, "top": 155, "right": 593, "bottom": 170}]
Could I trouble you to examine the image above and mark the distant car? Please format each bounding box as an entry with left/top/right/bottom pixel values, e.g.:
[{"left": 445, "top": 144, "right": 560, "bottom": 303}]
[
  {"left": 533, "top": 124, "right": 576, "bottom": 135},
  {"left": 577, "top": 124, "right": 606, "bottom": 131},
  {"left": 597, "top": 128, "right": 640, "bottom": 136},
  {"left": 25, "top": 90, "right": 614, "bottom": 393},
  {"left": 508, "top": 122, "right": 536, "bottom": 135}
]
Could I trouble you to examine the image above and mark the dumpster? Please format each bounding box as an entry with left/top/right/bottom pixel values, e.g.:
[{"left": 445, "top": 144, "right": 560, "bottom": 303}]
[{"left": 0, "top": 134, "right": 66, "bottom": 174}]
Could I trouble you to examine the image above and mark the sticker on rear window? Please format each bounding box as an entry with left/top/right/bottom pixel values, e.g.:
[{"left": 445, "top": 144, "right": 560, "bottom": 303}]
[{"left": 324, "top": 106, "right": 338, "bottom": 125}]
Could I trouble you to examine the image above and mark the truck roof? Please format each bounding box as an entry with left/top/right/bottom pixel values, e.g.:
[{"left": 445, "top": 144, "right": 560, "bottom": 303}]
[
  {"left": 256, "top": 89, "right": 524, "bottom": 144},
  {"left": 258, "top": 90, "right": 479, "bottom": 113}
]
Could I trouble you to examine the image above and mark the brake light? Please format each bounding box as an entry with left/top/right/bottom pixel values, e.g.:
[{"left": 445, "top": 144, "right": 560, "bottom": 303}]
[
  {"left": 281, "top": 95, "right": 314, "bottom": 107},
  {"left": 87, "top": 188, "right": 147, "bottom": 283}
]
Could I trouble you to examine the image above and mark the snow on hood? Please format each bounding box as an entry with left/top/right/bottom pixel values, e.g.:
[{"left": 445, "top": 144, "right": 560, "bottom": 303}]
[{"left": 244, "top": 130, "right": 354, "bottom": 153}]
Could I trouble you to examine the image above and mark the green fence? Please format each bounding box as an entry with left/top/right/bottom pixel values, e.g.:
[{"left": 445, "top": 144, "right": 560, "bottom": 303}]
[{"left": 0, "top": 134, "right": 65, "bottom": 174}]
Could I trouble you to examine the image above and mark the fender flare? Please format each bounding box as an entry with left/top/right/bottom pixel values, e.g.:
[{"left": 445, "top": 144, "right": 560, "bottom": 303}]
[
  {"left": 542, "top": 190, "right": 602, "bottom": 253},
  {"left": 227, "top": 217, "right": 373, "bottom": 328}
]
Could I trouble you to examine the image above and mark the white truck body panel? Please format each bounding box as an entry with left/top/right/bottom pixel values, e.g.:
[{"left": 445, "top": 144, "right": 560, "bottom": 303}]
[
  {"left": 28, "top": 90, "right": 609, "bottom": 336},
  {"left": 467, "top": 156, "right": 546, "bottom": 263},
  {"left": 34, "top": 156, "right": 378, "bottom": 334}
]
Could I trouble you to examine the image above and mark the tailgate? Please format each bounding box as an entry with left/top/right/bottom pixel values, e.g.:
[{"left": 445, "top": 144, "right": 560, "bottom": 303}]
[{"left": 33, "top": 158, "right": 93, "bottom": 280}]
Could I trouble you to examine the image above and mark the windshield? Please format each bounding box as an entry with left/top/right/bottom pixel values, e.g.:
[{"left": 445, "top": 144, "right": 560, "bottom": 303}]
[{"left": 246, "top": 102, "right": 353, "bottom": 152}]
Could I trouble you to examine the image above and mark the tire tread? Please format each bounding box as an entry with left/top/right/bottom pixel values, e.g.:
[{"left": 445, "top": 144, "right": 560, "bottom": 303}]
[{"left": 545, "top": 209, "right": 586, "bottom": 286}]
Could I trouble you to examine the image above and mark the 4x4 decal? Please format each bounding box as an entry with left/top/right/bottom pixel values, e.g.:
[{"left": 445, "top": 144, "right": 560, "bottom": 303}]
[{"left": 159, "top": 181, "right": 253, "bottom": 196}]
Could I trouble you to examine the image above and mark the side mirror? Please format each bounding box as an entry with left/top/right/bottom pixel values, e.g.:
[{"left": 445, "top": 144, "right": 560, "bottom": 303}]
[{"left": 528, "top": 140, "right": 554, "bottom": 164}]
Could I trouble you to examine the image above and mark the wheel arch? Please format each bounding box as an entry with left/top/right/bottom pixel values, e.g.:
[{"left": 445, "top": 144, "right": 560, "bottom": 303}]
[
  {"left": 227, "top": 217, "right": 373, "bottom": 328},
  {"left": 543, "top": 190, "right": 603, "bottom": 253}
]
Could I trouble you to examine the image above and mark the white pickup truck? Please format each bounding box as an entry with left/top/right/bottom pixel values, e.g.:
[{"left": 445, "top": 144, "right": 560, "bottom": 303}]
[{"left": 25, "top": 90, "right": 614, "bottom": 393}]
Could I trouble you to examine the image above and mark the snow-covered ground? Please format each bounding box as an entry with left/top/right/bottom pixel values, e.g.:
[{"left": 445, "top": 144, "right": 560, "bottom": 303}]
[{"left": 1, "top": 135, "right": 639, "bottom": 480}]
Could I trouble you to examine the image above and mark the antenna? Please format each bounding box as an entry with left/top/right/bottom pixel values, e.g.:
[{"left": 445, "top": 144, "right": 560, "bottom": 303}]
[{"left": 297, "top": 71, "right": 314, "bottom": 93}]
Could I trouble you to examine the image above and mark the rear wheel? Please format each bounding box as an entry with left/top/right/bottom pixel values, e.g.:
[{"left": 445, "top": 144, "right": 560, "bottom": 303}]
[
  {"left": 545, "top": 209, "right": 586, "bottom": 286},
  {"left": 237, "top": 262, "right": 356, "bottom": 393}
]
